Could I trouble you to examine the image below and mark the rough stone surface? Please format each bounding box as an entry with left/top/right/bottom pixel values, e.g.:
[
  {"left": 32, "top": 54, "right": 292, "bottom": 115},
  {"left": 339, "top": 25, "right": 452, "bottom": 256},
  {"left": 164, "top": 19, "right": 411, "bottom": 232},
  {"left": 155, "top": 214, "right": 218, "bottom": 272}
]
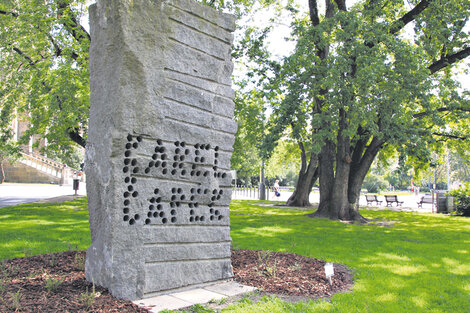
[{"left": 85, "top": 0, "right": 236, "bottom": 300}]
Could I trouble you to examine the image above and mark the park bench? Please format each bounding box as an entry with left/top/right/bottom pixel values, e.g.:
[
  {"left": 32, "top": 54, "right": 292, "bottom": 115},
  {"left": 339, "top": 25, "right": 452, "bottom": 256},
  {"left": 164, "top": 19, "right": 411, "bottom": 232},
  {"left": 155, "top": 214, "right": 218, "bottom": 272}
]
[
  {"left": 365, "top": 194, "right": 382, "bottom": 206},
  {"left": 385, "top": 195, "right": 404, "bottom": 207},
  {"left": 417, "top": 195, "right": 435, "bottom": 208}
]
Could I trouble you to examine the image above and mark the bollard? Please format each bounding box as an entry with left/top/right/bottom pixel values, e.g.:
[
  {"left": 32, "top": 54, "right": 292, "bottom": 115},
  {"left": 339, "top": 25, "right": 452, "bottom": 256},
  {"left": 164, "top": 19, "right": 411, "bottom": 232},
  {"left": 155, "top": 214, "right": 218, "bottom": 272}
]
[{"left": 72, "top": 171, "right": 80, "bottom": 196}]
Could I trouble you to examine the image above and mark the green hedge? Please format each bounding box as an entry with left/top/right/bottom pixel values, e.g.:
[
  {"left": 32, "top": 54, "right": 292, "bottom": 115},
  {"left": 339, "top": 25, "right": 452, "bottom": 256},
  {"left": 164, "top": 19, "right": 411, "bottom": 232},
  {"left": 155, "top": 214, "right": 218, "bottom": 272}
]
[{"left": 448, "top": 183, "right": 470, "bottom": 216}]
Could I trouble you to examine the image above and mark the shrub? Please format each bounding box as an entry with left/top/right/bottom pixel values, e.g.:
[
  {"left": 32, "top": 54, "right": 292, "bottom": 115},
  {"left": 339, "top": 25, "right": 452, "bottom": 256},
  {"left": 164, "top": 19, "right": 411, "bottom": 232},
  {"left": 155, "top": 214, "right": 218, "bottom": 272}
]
[
  {"left": 447, "top": 183, "right": 470, "bottom": 216},
  {"left": 45, "top": 277, "right": 63, "bottom": 293},
  {"left": 80, "top": 284, "right": 100, "bottom": 310},
  {"left": 363, "top": 174, "right": 388, "bottom": 193}
]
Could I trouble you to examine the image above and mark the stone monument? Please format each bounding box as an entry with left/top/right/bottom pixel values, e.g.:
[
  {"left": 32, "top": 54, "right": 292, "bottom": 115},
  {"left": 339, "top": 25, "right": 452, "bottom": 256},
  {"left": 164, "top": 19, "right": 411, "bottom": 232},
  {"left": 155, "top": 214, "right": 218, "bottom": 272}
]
[{"left": 85, "top": 0, "right": 237, "bottom": 300}]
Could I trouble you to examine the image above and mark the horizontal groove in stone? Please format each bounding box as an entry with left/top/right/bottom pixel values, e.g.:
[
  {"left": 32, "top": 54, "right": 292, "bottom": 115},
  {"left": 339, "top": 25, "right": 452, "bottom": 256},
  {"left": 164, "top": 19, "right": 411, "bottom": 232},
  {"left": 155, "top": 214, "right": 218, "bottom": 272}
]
[
  {"left": 168, "top": 36, "right": 226, "bottom": 62},
  {"left": 165, "top": 76, "right": 234, "bottom": 101},
  {"left": 165, "top": 116, "right": 236, "bottom": 136},
  {"left": 168, "top": 3, "right": 234, "bottom": 39},
  {"left": 143, "top": 241, "right": 231, "bottom": 247},
  {"left": 144, "top": 257, "right": 231, "bottom": 265},
  {"left": 164, "top": 67, "right": 233, "bottom": 95}
]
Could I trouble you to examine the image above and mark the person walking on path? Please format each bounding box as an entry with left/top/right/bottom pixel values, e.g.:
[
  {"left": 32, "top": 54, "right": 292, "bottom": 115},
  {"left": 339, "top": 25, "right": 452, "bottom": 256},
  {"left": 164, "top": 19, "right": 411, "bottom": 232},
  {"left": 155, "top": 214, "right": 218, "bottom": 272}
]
[{"left": 274, "top": 180, "right": 280, "bottom": 199}]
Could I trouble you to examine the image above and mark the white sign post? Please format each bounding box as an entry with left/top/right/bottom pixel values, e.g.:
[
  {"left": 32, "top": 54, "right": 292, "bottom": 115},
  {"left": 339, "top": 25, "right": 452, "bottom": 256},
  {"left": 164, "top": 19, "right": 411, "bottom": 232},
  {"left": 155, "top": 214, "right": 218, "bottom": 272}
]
[{"left": 324, "top": 262, "right": 334, "bottom": 285}]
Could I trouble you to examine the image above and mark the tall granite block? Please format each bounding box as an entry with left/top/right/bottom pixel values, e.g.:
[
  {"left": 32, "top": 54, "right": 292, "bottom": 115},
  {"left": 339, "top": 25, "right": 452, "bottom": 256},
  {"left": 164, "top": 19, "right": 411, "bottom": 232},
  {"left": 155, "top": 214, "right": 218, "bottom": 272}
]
[{"left": 85, "top": 0, "right": 237, "bottom": 300}]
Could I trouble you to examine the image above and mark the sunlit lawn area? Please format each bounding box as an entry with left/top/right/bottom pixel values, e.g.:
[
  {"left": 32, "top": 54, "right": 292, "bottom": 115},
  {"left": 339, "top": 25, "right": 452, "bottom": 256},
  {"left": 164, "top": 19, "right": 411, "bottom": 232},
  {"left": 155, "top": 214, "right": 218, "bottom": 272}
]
[
  {"left": 0, "top": 198, "right": 469, "bottom": 312},
  {"left": 0, "top": 198, "right": 90, "bottom": 259}
]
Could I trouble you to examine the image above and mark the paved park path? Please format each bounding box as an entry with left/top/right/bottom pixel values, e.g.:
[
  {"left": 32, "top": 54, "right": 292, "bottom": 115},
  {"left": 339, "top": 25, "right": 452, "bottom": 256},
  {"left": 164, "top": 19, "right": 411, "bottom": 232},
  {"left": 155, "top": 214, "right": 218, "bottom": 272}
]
[{"left": 0, "top": 183, "right": 86, "bottom": 208}]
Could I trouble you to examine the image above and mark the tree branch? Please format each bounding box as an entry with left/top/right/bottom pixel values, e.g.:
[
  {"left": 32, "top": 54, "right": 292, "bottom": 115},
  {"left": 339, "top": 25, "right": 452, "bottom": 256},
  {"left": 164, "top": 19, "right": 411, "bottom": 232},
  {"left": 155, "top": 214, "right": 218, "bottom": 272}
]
[
  {"left": 326, "top": 0, "right": 336, "bottom": 18},
  {"left": 429, "top": 46, "right": 470, "bottom": 74},
  {"left": 46, "top": 33, "right": 80, "bottom": 61},
  {"left": 12, "top": 47, "right": 36, "bottom": 66},
  {"left": 47, "top": 34, "right": 63, "bottom": 58},
  {"left": 10, "top": 45, "right": 86, "bottom": 148},
  {"left": 309, "top": 0, "right": 336, "bottom": 26},
  {"left": 308, "top": 0, "right": 320, "bottom": 26},
  {"left": 413, "top": 106, "right": 470, "bottom": 118},
  {"left": 334, "top": 0, "right": 347, "bottom": 12},
  {"left": 0, "top": 10, "right": 18, "bottom": 17},
  {"left": 433, "top": 132, "right": 469, "bottom": 140},
  {"left": 298, "top": 141, "right": 307, "bottom": 173},
  {"left": 57, "top": 0, "right": 91, "bottom": 43},
  {"left": 68, "top": 128, "right": 87, "bottom": 147},
  {"left": 3, "top": 4, "right": 82, "bottom": 62},
  {"left": 365, "top": 0, "right": 433, "bottom": 48},
  {"left": 389, "top": 0, "right": 432, "bottom": 34}
]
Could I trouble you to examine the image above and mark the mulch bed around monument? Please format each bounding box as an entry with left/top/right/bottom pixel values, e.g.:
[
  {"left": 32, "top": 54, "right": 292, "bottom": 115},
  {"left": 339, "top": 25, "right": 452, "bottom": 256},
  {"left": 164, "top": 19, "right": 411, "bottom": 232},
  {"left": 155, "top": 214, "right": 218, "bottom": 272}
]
[
  {"left": 0, "top": 250, "right": 353, "bottom": 312},
  {"left": 0, "top": 251, "right": 147, "bottom": 313},
  {"left": 232, "top": 249, "right": 353, "bottom": 298}
]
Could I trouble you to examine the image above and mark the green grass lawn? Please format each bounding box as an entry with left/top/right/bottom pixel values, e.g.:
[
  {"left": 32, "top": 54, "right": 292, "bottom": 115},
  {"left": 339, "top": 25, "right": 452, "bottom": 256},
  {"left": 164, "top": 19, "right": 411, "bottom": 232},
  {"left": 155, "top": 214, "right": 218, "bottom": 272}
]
[
  {"left": 0, "top": 198, "right": 90, "bottom": 259},
  {"left": 0, "top": 198, "right": 469, "bottom": 312}
]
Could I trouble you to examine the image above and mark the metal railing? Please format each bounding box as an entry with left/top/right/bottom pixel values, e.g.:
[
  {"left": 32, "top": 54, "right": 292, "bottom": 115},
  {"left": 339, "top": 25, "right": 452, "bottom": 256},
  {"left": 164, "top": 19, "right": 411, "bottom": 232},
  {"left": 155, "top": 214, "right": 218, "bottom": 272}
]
[{"left": 231, "top": 185, "right": 274, "bottom": 200}]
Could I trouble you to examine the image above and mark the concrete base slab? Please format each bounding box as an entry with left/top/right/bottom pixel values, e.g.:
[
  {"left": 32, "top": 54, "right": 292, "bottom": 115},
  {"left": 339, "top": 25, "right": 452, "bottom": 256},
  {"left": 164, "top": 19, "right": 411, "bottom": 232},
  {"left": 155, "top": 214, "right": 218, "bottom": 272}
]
[
  {"left": 172, "top": 288, "right": 225, "bottom": 304},
  {"left": 204, "top": 281, "right": 257, "bottom": 297},
  {"left": 133, "top": 281, "right": 256, "bottom": 312},
  {"left": 134, "top": 295, "right": 193, "bottom": 312}
]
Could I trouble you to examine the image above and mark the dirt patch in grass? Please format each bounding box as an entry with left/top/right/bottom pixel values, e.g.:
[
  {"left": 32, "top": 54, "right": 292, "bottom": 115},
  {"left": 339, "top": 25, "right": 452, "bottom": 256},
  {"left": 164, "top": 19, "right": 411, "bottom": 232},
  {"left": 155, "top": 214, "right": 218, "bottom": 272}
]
[{"left": 0, "top": 250, "right": 353, "bottom": 312}]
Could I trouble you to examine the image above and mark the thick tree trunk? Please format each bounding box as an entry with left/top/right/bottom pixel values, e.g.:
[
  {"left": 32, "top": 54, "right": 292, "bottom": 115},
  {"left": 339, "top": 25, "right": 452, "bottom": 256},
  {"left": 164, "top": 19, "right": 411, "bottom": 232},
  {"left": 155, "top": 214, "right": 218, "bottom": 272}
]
[
  {"left": 348, "top": 133, "right": 369, "bottom": 206},
  {"left": 330, "top": 150, "right": 351, "bottom": 220},
  {"left": 312, "top": 111, "right": 371, "bottom": 222},
  {"left": 68, "top": 128, "right": 86, "bottom": 148},
  {"left": 286, "top": 164, "right": 318, "bottom": 207},
  {"left": 311, "top": 135, "right": 384, "bottom": 222},
  {"left": 348, "top": 137, "right": 384, "bottom": 205},
  {"left": 286, "top": 142, "right": 319, "bottom": 207},
  {"left": 0, "top": 162, "right": 5, "bottom": 184},
  {"left": 312, "top": 140, "right": 335, "bottom": 217},
  {"left": 328, "top": 109, "right": 361, "bottom": 221}
]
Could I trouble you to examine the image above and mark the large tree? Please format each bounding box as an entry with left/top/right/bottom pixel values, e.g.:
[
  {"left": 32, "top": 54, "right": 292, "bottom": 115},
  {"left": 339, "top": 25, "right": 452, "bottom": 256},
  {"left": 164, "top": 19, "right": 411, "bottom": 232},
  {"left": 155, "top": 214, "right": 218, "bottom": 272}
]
[
  {"left": 255, "top": 0, "right": 470, "bottom": 220},
  {"left": 0, "top": 0, "right": 90, "bottom": 153}
]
